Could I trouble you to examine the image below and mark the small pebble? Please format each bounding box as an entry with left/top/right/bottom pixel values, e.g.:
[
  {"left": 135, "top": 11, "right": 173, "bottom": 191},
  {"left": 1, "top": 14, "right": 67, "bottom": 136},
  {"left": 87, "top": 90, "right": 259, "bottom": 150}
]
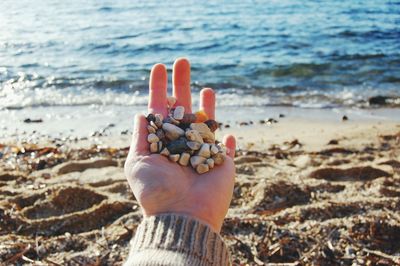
[
  {"left": 185, "top": 129, "right": 204, "bottom": 143},
  {"left": 181, "top": 113, "right": 196, "bottom": 124},
  {"left": 196, "top": 163, "right": 209, "bottom": 174},
  {"left": 156, "top": 129, "right": 165, "bottom": 140},
  {"left": 147, "top": 125, "right": 156, "bottom": 134},
  {"left": 163, "top": 123, "right": 185, "bottom": 140},
  {"left": 195, "top": 110, "right": 208, "bottom": 123},
  {"left": 169, "top": 117, "right": 180, "bottom": 125},
  {"left": 160, "top": 148, "right": 170, "bottom": 156},
  {"left": 147, "top": 133, "right": 159, "bottom": 143},
  {"left": 150, "top": 121, "right": 158, "bottom": 129},
  {"left": 212, "top": 153, "right": 225, "bottom": 165},
  {"left": 173, "top": 106, "right": 185, "bottom": 120},
  {"left": 190, "top": 156, "right": 206, "bottom": 168},
  {"left": 146, "top": 114, "right": 156, "bottom": 122},
  {"left": 150, "top": 142, "right": 158, "bottom": 153},
  {"left": 197, "top": 143, "right": 211, "bottom": 158},
  {"left": 157, "top": 141, "right": 163, "bottom": 152},
  {"left": 205, "top": 120, "right": 219, "bottom": 132},
  {"left": 169, "top": 154, "right": 180, "bottom": 162},
  {"left": 206, "top": 158, "right": 214, "bottom": 169},
  {"left": 186, "top": 141, "right": 201, "bottom": 150},
  {"left": 190, "top": 123, "right": 214, "bottom": 143},
  {"left": 155, "top": 114, "right": 163, "bottom": 127},
  {"left": 217, "top": 143, "right": 227, "bottom": 155},
  {"left": 342, "top": 115, "right": 348, "bottom": 121},
  {"left": 210, "top": 144, "right": 219, "bottom": 155},
  {"left": 179, "top": 152, "right": 190, "bottom": 166},
  {"left": 166, "top": 138, "right": 188, "bottom": 154}
]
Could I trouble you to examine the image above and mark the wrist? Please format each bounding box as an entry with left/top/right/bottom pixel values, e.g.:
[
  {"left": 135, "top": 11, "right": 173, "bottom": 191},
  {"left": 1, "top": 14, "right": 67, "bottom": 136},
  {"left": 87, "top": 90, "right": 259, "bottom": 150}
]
[
  {"left": 143, "top": 211, "right": 222, "bottom": 233},
  {"left": 128, "top": 214, "right": 230, "bottom": 265}
]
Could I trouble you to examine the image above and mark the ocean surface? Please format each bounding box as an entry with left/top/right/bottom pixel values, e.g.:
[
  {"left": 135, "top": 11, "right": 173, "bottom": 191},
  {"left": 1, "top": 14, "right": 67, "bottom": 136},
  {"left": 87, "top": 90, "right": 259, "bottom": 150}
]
[{"left": 1, "top": 0, "right": 400, "bottom": 110}]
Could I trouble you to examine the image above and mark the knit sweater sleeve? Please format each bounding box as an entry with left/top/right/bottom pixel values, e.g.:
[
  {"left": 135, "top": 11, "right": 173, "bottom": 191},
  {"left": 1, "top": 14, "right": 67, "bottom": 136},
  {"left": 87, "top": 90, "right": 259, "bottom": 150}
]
[{"left": 124, "top": 214, "right": 231, "bottom": 266}]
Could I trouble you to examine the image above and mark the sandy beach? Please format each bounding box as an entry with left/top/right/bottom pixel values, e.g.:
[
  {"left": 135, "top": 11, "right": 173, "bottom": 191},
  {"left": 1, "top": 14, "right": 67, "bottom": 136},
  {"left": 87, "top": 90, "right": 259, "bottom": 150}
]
[{"left": 1, "top": 109, "right": 399, "bottom": 265}]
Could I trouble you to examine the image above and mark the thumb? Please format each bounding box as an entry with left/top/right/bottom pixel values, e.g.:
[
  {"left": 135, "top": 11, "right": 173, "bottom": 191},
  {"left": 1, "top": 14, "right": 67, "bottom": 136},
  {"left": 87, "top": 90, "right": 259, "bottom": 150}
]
[
  {"left": 128, "top": 114, "right": 149, "bottom": 157},
  {"left": 222, "top": 134, "right": 236, "bottom": 158}
]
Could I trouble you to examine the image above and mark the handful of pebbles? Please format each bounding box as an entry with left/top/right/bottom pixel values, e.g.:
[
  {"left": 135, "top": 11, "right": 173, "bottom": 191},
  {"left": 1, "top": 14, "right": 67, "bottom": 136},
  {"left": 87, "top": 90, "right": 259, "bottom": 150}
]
[{"left": 146, "top": 96, "right": 226, "bottom": 174}]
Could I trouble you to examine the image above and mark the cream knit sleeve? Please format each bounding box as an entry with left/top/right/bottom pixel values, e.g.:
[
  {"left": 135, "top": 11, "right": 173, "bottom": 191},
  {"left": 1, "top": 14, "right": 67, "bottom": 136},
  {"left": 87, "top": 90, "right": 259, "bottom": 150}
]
[{"left": 124, "top": 214, "right": 231, "bottom": 266}]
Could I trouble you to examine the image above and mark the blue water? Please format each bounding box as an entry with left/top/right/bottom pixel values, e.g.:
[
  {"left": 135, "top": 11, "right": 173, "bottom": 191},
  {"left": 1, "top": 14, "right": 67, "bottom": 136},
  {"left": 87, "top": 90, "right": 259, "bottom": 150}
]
[{"left": 0, "top": 0, "right": 399, "bottom": 109}]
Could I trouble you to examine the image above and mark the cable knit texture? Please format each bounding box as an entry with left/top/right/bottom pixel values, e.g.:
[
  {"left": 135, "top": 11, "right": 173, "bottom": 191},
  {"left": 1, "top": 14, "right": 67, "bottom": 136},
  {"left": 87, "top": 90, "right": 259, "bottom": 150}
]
[{"left": 124, "top": 214, "right": 231, "bottom": 266}]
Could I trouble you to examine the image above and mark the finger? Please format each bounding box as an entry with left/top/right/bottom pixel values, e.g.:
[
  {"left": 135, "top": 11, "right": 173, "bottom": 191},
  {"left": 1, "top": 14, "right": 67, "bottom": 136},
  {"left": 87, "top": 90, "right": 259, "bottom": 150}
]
[
  {"left": 199, "top": 87, "right": 215, "bottom": 120},
  {"left": 149, "top": 63, "right": 168, "bottom": 116},
  {"left": 223, "top": 134, "right": 236, "bottom": 158},
  {"left": 172, "top": 58, "right": 192, "bottom": 113},
  {"left": 128, "top": 114, "right": 149, "bottom": 157}
]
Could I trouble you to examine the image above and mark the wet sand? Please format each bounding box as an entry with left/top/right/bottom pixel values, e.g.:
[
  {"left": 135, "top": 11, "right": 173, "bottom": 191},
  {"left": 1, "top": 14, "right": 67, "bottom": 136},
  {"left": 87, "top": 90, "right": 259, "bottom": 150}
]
[{"left": 1, "top": 116, "right": 399, "bottom": 265}]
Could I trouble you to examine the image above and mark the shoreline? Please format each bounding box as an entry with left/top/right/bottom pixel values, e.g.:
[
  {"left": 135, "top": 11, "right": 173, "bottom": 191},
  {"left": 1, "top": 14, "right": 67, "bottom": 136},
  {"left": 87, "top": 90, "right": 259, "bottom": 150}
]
[{"left": 2, "top": 105, "right": 400, "bottom": 146}]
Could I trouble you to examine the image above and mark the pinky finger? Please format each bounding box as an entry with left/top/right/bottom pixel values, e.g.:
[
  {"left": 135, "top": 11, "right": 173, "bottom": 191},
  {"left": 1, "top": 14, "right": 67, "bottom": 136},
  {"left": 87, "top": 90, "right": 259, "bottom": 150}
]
[{"left": 222, "top": 134, "right": 236, "bottom": 158}]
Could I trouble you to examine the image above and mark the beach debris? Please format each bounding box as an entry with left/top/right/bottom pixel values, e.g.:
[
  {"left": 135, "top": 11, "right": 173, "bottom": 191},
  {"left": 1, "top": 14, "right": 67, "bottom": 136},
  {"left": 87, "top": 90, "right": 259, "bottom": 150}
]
[
  {"left": 342, "top": 115, "right": 348, "bottom": 121},
  {"left": 23, "top": 118, "right": 43, "bottom": 123},
  {"left": 145, "top": 106, "right": 225, "bottom": 174},
  {"left": 327, "top": 139, "right": 339, "bottom": 145}
]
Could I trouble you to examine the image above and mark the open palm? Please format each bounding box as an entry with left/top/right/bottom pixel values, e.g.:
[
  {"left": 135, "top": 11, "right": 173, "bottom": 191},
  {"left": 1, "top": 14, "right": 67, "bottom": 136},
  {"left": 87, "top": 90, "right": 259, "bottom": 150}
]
[{"left": 124, "top": 58, "right": 236, "bottom": 232}]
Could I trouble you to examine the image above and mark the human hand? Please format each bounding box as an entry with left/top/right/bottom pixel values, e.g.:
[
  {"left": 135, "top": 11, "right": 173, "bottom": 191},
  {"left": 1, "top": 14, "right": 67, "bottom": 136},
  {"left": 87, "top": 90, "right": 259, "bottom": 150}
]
[{"left": 124, "top": 58, "right": 236, "bottom": 232}]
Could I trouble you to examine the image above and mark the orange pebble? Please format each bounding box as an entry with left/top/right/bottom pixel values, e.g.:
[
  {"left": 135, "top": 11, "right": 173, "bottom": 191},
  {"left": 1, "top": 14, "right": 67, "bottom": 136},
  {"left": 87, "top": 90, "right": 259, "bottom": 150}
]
[{"left": 195, "top": 110, "right": 208, "bottom": 123}]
